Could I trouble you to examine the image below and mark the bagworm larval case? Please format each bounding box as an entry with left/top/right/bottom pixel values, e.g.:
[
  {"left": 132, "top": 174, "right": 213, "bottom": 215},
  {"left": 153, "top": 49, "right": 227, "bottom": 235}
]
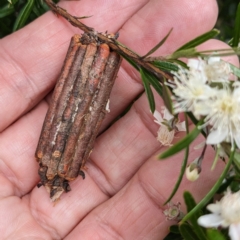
[{"left": 35, "top": 33, "right": 122, "bottom": 201}]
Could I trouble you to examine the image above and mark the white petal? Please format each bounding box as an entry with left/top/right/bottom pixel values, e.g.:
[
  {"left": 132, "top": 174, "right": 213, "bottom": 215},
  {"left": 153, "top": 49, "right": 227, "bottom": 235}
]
[
  {"left": 208, "top": 57, "right": 220, "bottom": 64},
  {"left": 207, "top": 202, "right": 221, "bottom": 214},
  {"left": 206, "top": 129, "right": 228, "bottom": 145},
  {"left": 187, "top": 59, "right": 201, "bottom": 69},
  {"left": 153, "top": 110, "right": 163, "bottom": 124},
  {"left": 163, "top": 107, "right": 174, "bottom": 121},
  {"left": 176, "top": 121, "right": 186, "bottom": 131},
  {"left": 198, "top": 214, "right": 223, "bottom": 228},
  {"left": 229, "top": 224, "right": 240, "bottom": 240}
]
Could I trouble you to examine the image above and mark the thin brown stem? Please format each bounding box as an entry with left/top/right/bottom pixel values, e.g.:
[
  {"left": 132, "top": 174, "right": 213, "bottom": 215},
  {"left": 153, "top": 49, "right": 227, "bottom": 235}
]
[{"left": 44, "top": 0, "right": 173, "bottom": 81}]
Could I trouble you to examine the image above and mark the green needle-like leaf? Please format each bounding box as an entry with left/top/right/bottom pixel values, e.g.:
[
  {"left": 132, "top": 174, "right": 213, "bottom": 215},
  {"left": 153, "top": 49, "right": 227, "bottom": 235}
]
[
  {"left": 164, "top": 115, "right": 189, "bottom": 204},
  {"left": 206, "top": 229, "right": 226, "bottom": 240},
  {"left": 168, "top": 59, "right": 188, "bottom": 69},
  {"left": 168, "top": 48, "right": 198, "bottom": 59},
  {"left": 0, "top": 4, "right": 14, "bottom": 18},
  {"left": 163, "top": 232, "right": 182, "bottom": 240},
  {"left": 141, "top": 28, "right": 173, "bottom": 58},
  {"left": 232, "top": 3, "right": 240, "bottom": 47},
  {"left": 162, "top": 78, "right": 173, "bottom": 114},
  {"left": 140, "top": 67, "right": 163, "bottom": 97},
  {"left": 175, "top": 29, "right": 219, "bottom": 52},
  {"left": 159, "top": 121, "right": 202, "bottom": 159},
  {"left": 169, "top": 225, "right": 180, "bottom": 234},
  {"left": 183, "top": 192, "right": 207, "bottom": 240},
  {"left": 32, "top": 4, "right": 42, "bottom": 17},
  {"left": 152, "top": 60, "right": 179, "bottom": 72},
  {"left": 8, "top": 0, "right": 19, "bottom": 5},
  {"left": 184, "top": 191, "right": 197, "bottom": 213},
  {"left": 13, "top": 0, "right": 35, "bottom": 31},
  {"left": 230, "top": 63, "right": 240, "bottom": 78},
  {"left": 169, "top": 46, "right": 240, "bottom": 60},
  {"left": 180, "top": 147, "right": 235, "bottom": 223},
  {"left": 164, "top": 146, "right": 189, "bottom": 204},
  {"left": 140, "top": 68, "right": 155, "bottom": 113},
  {"left": 179, "top": 223, "right": 199, "bottom": 240},
  {"left": 233, "top": 151, "right": 240, "bottom": 172}
]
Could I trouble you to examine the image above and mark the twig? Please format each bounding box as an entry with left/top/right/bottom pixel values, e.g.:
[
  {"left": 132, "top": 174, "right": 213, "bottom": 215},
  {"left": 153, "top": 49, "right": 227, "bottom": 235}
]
[{"left": 44, "top": 0, "right": 173, "bottom": 81}]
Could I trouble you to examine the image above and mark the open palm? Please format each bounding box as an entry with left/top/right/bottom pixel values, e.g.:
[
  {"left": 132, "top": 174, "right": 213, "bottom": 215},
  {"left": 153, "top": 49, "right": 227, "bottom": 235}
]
[{"left": 0, "top": 0, "right": 238, "bottom": 239}]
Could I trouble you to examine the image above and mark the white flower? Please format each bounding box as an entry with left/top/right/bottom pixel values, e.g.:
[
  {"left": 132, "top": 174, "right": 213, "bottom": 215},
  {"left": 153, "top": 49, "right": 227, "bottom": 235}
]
[
  {"left": 188, "top": 57, "right": 231, "bottom": 83},
  {"left": 170, "top": 57, "right": 232, "bottom": 116},
  {"left": 153, "top": 107, "right": 185, "bottom": 146},
  {"left": 170, "top": 57, "right": 240, "bottom": 149},
  {"left": 170, "top": 65, "right": 216, "bottom": 114},
  {"left": 198, "top": 190, "right": 240, "bottom": 240},
  {"left": 201, "top": 87, "right": 240, "bottom": 149}
]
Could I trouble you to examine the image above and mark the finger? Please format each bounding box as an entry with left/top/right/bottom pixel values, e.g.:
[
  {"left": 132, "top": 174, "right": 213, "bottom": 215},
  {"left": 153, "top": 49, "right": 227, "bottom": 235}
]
[
  {"left": 0, "top": 101, "right": 47, "bottom": 198},
  {"left": 65, "top": 137, "right": 225, "bottom": 240},
  {"left": 0, "top": 196, "right": 51, "bottom": 239},
  {"left": 0, "top": 0, "right": 147, "bottom": 131},
  {"left": 119, "top": 0, "right": 218, "bottom": 55}
]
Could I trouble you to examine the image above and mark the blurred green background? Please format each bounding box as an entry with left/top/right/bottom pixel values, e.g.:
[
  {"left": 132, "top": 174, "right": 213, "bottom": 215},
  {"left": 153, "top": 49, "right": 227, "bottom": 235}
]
[
  {"left": 216, "top": 0, "right": 239, "bottom": 41},
  {"left": 0, "top": 0, "right": 239, "bottom": 42}
]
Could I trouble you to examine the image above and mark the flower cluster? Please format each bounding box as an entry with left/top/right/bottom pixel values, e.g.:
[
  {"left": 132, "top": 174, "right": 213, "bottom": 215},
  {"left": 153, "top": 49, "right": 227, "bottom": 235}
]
[
  {"left": 198, "top": 189, "right": 240, "bottom": 240},
  {"left": 169, "top": 57, "right": 240, "bottom": 149}
]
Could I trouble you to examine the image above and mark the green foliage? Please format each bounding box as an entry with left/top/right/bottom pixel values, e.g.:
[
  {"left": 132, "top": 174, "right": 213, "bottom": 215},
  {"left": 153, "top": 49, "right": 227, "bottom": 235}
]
[
  {"left": 216, "top": 0, "right": 239, "bottom": 42},
  {"left": 182, "top": 192, "right": 207, "bottom": 240},
  {"left": 164, "top": 144, "right": 189, "bottom": 205},
  {"left": 139, "top": 67, "right": 164, "bottom": 111},
  {"left": 174, "top": 29, "right": 220, "bottom": 52},
  {"left": 141, "top": 28, "right": 173, "bottom": 58},
  {"left": 0, "top": 0, "right": 59, "bottom": 38},
  {"left": 13, "top": 0, "right": 35, "bottom": 31},
  {"left": 152, "top": 60, "right": 179, "bottom": 72},
  {"left": 179, "top": 223, "right": 199, "bottom": 240},
  {"left": 140, "top": 68, "right": 156, "bottom": 113},
  {"left": 231, "top": 3, "right": 240, "bottom": 47},
  {"left": 207, "top": 229, "right": 227, "bottom": 240},
  {"left": 230, "top": 63, "right": 240, "bottom": 78}
]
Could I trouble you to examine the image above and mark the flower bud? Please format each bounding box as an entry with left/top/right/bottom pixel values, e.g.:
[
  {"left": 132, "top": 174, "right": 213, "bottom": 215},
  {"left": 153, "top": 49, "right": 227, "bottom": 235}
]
[{"left": 186, "top": 163, "right": 200, "bottom": 182}]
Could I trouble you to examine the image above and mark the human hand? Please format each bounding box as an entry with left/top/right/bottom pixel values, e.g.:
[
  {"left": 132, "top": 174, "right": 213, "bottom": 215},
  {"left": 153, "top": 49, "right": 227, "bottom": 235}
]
[{"left": 0, "top": 0, "right": 238, "bottom": 239}]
